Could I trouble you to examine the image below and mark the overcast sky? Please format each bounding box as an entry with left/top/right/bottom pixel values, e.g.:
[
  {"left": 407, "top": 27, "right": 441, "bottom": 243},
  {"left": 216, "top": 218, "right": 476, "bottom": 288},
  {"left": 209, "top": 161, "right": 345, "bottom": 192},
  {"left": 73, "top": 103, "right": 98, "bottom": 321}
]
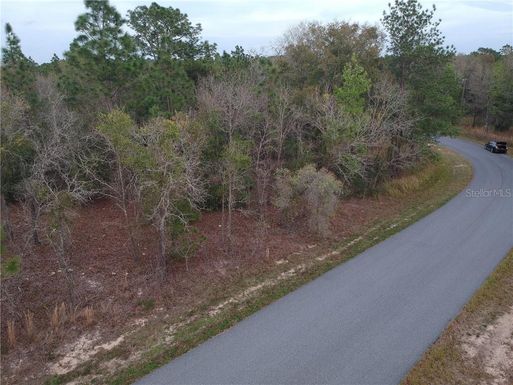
[{"left": 1, "top": 0, "right": 512, "bottom": 63}]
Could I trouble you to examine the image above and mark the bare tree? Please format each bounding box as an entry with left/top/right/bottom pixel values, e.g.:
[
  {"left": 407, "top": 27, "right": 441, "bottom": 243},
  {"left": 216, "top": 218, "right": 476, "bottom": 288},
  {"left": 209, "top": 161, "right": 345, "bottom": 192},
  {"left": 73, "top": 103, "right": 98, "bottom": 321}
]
[
  {"left": 365, "top": 77, "right": 418, "bottom": 186},
  {"left": 276, "top": 21, "right": 384, "bottom": 90},
  {"left": 454, "top": 54, "right": 494, "bottom": 127},
  {"left": 139, "top": 114, "right": 204, "bottom": 280},
  {"left": 301, "top": 76, "right": 417, "bottom": 191},
  {"left": 94, "top": 110, "right": 143, "bottom": 262},
  {"left": 269, "top": 85, "right": 298, "bottom": 166},
  {"left": 197, "top": 70, "right": 259, "bottom": 244},
  {"left": 0, "top": 89, "right": 31, "bottom": 241},
  {"left": 197, "top": 70, "right": 258, "bottom": 144},
  {"left": 23, "top": 75, "right": 92, "bottom": 304}
]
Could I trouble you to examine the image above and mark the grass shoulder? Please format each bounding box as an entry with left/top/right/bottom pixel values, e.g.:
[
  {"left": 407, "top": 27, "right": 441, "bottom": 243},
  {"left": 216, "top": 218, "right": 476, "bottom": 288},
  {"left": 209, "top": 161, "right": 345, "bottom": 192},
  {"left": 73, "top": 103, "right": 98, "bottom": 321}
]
[{"left": 402, "top": 248, "right": 513, "bottom": 385}]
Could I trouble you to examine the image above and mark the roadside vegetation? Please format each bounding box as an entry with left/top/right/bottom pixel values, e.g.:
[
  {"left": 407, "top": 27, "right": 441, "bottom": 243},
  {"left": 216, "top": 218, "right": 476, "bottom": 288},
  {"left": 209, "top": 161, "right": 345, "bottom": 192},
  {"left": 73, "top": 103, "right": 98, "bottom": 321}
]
[
  {"left": 459, "top": 123, "right": 513, "bottom": 158},
  {"left": 403, "top": 248, "right": 513, "bottom": 385},
  {"left": 0, "top": 0, "right": 510, "bottom": 383},
  {"left": 455, "top": 46, "right": 513, "bottom": 132},
  {"left": 454, "top": 43, "right": 513, "bottom": 155}
]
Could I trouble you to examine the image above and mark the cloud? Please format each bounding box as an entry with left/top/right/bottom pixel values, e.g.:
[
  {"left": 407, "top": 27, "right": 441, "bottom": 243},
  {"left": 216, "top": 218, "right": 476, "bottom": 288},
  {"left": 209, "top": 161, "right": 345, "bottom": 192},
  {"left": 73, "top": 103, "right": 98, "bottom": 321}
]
[
  {"left": 1, "top": 0, "right": 511, "bottom": 63},
  {"left": 245, "top": 10, "right": 317, "bottom": 23},
  {"left": 460, "top": 0, "right": 512, "bottom": 12}
]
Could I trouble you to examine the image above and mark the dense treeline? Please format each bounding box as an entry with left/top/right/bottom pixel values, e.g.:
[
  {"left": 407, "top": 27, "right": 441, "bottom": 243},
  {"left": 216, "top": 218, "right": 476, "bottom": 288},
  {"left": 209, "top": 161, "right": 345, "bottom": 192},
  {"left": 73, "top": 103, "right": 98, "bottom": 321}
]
[
  {"left": 1, "top": 0, "right": 511, "bottom": 283},
  {"left": 455, "top": 46, "right": 513, "bottom": 130}
]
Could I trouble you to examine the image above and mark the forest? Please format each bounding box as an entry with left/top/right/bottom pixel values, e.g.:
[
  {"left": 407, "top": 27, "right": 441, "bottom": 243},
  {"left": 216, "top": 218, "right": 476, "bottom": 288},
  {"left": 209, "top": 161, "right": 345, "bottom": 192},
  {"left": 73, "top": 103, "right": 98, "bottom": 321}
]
[{"left": 1, "top": 0, "right": 512, "bottom": 383}]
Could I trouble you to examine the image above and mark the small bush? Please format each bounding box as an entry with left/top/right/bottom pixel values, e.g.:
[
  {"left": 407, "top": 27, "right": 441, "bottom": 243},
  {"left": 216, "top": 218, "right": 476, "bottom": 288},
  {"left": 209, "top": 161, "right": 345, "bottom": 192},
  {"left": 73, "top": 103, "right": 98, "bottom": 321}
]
[
  {"left": 273, "top": 164, "right": 343, "bottom": 237},
  {"left": 168, "top": 226, "right": 205, "bottom": 271},
  {"left": 137, "top": 298, "right": 155, "bottom": 312}
]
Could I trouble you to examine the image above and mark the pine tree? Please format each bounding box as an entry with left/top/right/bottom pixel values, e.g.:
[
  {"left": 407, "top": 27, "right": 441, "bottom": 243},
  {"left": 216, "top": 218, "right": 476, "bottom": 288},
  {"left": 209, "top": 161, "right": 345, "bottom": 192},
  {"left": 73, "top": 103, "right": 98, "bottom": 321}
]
[
  {"left": 382, "top": 0, "right": 460, "bottom": 136},
  {"left": 1, "top": 23, "right": 37, "bottom": 102},
  {"left": 62, "top": 0, "right": 140, "bottom": 117}
]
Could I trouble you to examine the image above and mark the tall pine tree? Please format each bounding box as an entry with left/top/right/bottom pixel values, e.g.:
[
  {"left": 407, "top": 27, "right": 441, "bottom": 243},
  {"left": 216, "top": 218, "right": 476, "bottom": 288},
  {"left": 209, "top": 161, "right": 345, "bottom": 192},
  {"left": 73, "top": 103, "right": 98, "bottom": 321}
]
[
  {"left": 1, "top": 23, "right": 36, "bottom": 103},
  {"left": 62, "top": 0, "right": 140, "bottom": 118},
  {"left": 382, "top": 0, "right": 461, "bottom": 136}
]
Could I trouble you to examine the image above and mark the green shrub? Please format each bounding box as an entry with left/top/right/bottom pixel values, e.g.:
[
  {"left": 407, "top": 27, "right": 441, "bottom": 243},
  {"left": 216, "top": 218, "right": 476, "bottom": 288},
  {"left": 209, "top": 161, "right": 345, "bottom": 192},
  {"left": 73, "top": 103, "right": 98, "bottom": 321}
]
[
  {"left": 136, "top": 298, "right": 155, "bottom": 312},
  {"left": 0, "top": 226, "right": 21, "bottom": 277},
  {"left": 273, "top": 164, "right": 343, "bottom": 237}
]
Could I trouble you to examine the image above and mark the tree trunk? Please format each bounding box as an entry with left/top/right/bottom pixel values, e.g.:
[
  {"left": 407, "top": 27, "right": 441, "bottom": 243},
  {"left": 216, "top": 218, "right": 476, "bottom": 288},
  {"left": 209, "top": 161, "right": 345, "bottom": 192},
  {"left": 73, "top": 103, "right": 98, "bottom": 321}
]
[
  {"left": 56, "top": 216, "right": 75, "bottom": 306},
  {"left": 399, "top": 61, "right": 405, "bottom": 91},
  {"left": 127, "top": 223, "right": 140, "bottom": 262},
  {"left": 121, "top": 199, "right": 140, "bottom": 262},
  {"left": 277, "top": 137, "right": 283, "bottom": 167},
  {"left": 117, "top": 164, "right": 140, "bottom": 262},
  {"left": 157, "top": 215, "right": 167, "bottom": 281},
  {"left": 227, "top": 177, "right": 233, "bottom": 250},
  {"left": 221, "top": 190, "right": 225, "bottom": 242},
  {"left": 30, "top": 200, "right": 40, "bottom": 245},
  {"left": 485, "top": 104, "right": 490, "bottom": 131}
]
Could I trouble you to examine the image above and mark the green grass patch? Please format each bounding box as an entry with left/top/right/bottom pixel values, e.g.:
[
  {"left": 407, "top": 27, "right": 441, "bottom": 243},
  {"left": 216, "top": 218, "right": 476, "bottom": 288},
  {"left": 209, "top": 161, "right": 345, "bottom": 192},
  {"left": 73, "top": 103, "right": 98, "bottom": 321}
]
[
  {"left": 136, "top": 298, "right": 156, "bottom": 312},
  {"left": 1, "top": 255, "right": 21, "bottom": 278}
]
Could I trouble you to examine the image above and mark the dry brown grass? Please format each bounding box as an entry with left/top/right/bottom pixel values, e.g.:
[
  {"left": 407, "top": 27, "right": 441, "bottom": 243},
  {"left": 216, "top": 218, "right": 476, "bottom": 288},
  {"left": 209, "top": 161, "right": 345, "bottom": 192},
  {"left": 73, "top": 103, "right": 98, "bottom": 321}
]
[
  {"left": 402, "top": 248, "right": 513, "bottom": 385},
  {"left": 81, "top": 306, "right": 95, "bottom": 327},
  {"left": 383, "top": 161, "right": 443, "bottom": 197},
  {"left": 23, "top": 311, "right": 35, "bottom": 340},
  {"left": 7, "top": 320, "right": 16, "bottom": 349},
  {"left": 50, "top": 303, "right": 68, "bottom": 329},
  {"left": 461, "top": 125, "right": 513, "bottom": 144},
  {"left": 68, "top": 305, "right": 79, "bottom": 324},
  {"left": 47, "top": 303, "right": 92, "bottom": 332}
]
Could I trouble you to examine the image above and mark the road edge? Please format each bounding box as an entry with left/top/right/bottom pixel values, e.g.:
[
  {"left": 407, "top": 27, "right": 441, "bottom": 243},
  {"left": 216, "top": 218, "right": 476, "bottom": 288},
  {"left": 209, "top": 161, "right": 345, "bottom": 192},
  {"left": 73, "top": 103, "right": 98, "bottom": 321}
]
[{"left": 401, "top": 248, "right": 513, "bottom": 385}]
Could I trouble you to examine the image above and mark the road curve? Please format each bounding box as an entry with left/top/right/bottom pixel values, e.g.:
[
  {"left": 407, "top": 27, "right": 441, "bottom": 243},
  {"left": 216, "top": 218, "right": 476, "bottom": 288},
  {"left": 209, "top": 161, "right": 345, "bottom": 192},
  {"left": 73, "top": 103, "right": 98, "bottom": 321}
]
[{"left": 135, "top": 138, "right": 513, "bottom": 385}]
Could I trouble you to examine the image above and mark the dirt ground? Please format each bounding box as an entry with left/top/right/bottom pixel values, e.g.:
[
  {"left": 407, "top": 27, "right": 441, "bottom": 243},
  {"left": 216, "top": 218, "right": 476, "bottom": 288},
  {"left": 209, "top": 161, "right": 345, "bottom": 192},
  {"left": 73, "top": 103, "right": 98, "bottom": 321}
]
[{"left": 462, "top": 307, "right": 513, "bottom": 385}]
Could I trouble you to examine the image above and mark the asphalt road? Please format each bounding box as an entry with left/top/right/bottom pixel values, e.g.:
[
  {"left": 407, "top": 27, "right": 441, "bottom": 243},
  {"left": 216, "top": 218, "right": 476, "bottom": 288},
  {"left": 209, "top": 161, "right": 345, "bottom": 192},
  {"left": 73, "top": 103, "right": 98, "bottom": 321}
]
[{"left": 135, "top": 137, "right": 513, "bottom": 385}]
